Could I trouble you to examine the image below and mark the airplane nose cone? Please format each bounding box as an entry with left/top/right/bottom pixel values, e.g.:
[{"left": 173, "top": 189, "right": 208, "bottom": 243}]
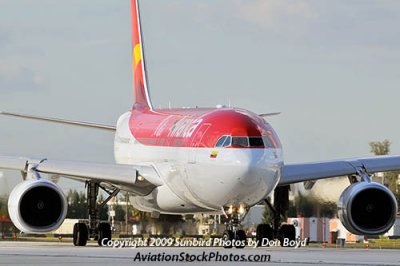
[
  {"left": 233, "top": 149, "right": 282, "bottom": 202},
  {"left": 236, "top": 149, "right": 278, "bottom": 185},
  {"left": 184, "top": 148, "right": 283, "bottom": 209}
]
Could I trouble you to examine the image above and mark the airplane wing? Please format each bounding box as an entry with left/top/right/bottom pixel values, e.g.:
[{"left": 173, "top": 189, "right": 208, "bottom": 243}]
[
  {"left": 279, "top": 155, "right": 400, "bottom": 186},
  {"left": 0, "top": 111, "right": 116, "bottom": 131},
  {"left": 0, "top": 155, "right": 162, "bottom": 196}
]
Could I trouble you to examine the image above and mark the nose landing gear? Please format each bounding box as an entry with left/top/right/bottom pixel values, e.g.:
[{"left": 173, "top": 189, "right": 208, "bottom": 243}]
[
  {"left": 222, "top": 186, "right": 296, "bottom": 248},
  {"left": 221, "top": 206, "right": 247, "bottom": 249}
]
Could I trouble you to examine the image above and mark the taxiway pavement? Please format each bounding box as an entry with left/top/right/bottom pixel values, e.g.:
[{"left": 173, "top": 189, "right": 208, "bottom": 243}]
[{"left": 0, "top": 241, "right": 399, "bottom": 265}]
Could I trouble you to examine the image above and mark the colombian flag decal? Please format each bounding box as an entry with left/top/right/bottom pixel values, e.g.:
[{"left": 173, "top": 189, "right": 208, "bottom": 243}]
[{"left": 210, "top": 151, "right": 219, "bottom": 159}]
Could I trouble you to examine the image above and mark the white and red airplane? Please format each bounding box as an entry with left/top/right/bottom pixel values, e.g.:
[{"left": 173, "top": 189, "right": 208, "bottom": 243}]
[{"left": 1, "top": 0, "right": 399, "bottom": 247}]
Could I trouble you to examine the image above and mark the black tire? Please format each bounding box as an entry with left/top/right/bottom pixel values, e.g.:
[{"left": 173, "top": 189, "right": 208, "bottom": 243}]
[
  {"left": 279, "top": 224, "right": 295, "bottom": 247},
  {"left": 235, "top": 230, "right": 247, "bottom": 249},
  {"left": 73, "top": 223, "right": 88, "bottom": 246},
  {"left": 222, "top": 230, "right": 234, "bottom": 249},
  {"left": 98, "top": 223, "right": 112, "bottom": 246},
  {"left": 256, "top": 224, "right": 273, "bottom": 246}
]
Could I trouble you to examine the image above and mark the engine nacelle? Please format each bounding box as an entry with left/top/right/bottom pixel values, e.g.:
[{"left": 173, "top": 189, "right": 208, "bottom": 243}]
[
  {"left": 338, "top": 181, "right": 397, "bottom": 235},
  {"left": 8, "top": 179, "right": 67, "bottom": 233}
]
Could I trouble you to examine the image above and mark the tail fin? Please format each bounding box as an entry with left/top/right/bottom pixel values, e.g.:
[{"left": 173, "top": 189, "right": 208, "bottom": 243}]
[{"left": 131, "top": 0, "right": 152, "bottom": 110}]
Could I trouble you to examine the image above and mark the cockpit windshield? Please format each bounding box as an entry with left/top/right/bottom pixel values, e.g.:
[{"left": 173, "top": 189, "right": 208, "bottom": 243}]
[{"left": 215, "top": 135, "right": 273, "bottom": 148}]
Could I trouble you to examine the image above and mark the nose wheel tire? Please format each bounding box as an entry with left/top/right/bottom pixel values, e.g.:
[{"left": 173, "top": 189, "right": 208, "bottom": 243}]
[
  {"left": 235, "top": 230, "right": 247, "bottom": 249},
  {"left": 222, "top": 230, "right": 234, "bottom": 248},
  {"left": 222, "top": 229, "right": 247, "bottom": 248},
  {"left": 73, "top": 222, "right": 88, "bottom": 246}
]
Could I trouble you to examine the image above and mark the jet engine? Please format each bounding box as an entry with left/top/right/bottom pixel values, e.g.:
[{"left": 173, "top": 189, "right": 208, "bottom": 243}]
[
  {"left": 8, "top": 179, "right": 67, "bottom": 233},
  {"left": 338, "top": 181, "right": 397, "bottom": 235}
]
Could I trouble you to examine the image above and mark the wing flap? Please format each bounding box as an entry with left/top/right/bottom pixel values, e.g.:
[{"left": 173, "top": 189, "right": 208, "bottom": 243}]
[{"left": 0, "top": 155, "right": 29, "bottom": 171}]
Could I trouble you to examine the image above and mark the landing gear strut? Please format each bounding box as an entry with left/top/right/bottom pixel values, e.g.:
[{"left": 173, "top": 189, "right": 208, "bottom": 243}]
[
  {"left": 73, "top": 181, "right": 119, "bottom": 246},
  {"left": 222, "top": 207, "right": 247, "bottom": 249},
  {"left": 256, "top": 185, "right": 295, "bottom": 246}
]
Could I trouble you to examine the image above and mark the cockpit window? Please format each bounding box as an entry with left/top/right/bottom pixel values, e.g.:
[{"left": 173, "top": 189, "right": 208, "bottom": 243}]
[
  {"left": 262, "top": 136, "right": 273, "bottom": 148},
  {"left": 215, "top": 136, "right": 227, "bottom": 147},
  {"left": 232, "top": 137, "right": 249, "bottom": 147},
  {"left": 249, "top": 137, "right": 264, "bottom": 147},
  {"left": 223, "top": 136, "right": 232, "bottom": 147},
  {"left": 215, "top": 135, "right": 231, "bottom": 147}
]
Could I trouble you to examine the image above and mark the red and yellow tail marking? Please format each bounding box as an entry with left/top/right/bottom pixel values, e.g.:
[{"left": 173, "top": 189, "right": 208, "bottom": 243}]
[
  {"left": 131, "top": 0, "right": 152, "bottom": 110},
  {"left": 133, "top": 44, "right": 142, "bottom": 69}
]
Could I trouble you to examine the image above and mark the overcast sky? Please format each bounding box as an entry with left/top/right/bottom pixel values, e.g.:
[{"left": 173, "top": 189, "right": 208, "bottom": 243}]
[{"left": 1, "top": 0, "right": 400, "bottom": 194}]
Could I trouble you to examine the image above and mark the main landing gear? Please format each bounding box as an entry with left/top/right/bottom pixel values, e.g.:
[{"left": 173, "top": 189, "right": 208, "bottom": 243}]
[
  {"left": 73, "top": 181, "right": 120, "bottom": 246},
  {"left": 256, "top": 185, "right": 295, "bottom": 246},
  {"left": 221, "top": 206, "right": 247, "bottom": 249}
]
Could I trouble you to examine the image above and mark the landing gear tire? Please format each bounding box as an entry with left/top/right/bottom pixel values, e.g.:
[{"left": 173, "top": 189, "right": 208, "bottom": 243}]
[
  {"left": 98, "top": 223, "right": 112, "bottom": 246},
  {"left": 279, "top": 224, "right": 295, "bottom": 247},
  {"left": 222, "top": 230, "right": 234, "bottom": 249},
  {"left": 256, "top": 224, "right": 273, "bottom": 246},
  {"left": 73, "top": 223, "right": 88, "bottom": 246},
  {"left": 235, "top": 230, "right": 247, "bottom": 249}
]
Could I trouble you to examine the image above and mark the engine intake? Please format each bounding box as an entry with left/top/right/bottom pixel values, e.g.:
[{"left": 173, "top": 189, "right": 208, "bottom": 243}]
[
  {"left": 8, "top": 179, "right": 67, "bottom": 233},
  {"left": 338, "top": 181, "right": 397, "bottom": 235}
]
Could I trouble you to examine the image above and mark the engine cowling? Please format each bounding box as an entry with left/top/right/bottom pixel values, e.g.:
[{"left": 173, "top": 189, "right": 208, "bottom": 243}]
[
  {"left": 338, "top": 181, "right": 397, "bottom": 235},
  {"left": 8, "top": 179, "right": 67, "bottom": 233}
]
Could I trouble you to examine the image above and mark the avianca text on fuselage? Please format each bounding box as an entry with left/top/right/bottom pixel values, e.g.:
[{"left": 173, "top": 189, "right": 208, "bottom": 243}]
[{"left": 114, "top": 106, "right": 283, "bottom": 213}]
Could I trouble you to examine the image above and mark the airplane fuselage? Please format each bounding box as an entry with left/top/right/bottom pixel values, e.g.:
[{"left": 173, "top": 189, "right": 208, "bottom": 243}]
[{"left": 114, "top": 107, "right": 283, "bottom": 214}]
